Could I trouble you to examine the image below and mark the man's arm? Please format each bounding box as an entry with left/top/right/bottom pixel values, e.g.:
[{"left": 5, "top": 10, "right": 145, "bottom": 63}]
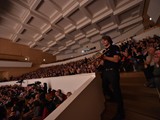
[{"left": 102, "top": 55, "right": 120, "bottom": 63}]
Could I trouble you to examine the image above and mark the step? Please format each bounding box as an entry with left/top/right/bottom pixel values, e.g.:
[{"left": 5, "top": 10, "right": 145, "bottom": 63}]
[{"left": 120, "top": 72, "right": 145, "bottom": 78}]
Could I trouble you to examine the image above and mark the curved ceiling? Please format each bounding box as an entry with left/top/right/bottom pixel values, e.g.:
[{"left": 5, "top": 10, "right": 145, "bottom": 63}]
[{"left": 0, "top": 0, "right": 144, "bottom": 56}]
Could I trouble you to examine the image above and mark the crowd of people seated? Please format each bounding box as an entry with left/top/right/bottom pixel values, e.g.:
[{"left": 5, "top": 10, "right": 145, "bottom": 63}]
[
  {"left": 1, "top": 35, "right": 160, "bottom": 90},
  {"left": 121, "top": 35, "right": 160, "bottom": 89},
  {"left": 6, "top": 35, "right": 159, "bottom": 82},
  {"left": 0, "top": 83, "right": 71, "bottom": 120},
  {"left": 8, "top": 58, "right": 100, "bottom": 81},
  {"left": 0, "top": 35, "right": 160, "bottom": 119},
  {"left": 1, "top": 35, "right": 160, "bottom": 86},
  {"left": 120, "top": 35, "right": 160, "bottom": 89}
]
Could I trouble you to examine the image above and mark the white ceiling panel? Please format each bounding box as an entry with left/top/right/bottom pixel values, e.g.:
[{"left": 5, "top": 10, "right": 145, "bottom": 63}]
[
  {"left": 78, "top": 38, "right": 89, "bottom": 45},
  {"left": 86, "top": 0, "right": 109, "bottom": 17},
  {"left": 15, "top": 38, "right": 31, "bottom": 46},
  {"left": 90, "top": 34, "right": 101, "bottom": 43},
  {"left": 51, "top": 0, "right": 74, "bottom": 11},
  {"left": 114, "top": 0, "right": 131, "bottom": 8},
  {"left": 36, "top": 0, "right": 57, "bottom": 18},
  {"left": 97, "top": 16, "right": 114, "bottom": 30},
  {"left": 0, "top": 17, "right": 18, "bottom": 29},
  {"left": 70, "top": 44, "right": 81, "bottom": 50},
  {"left": 0, "top": 0, "right": 145, "bottom": 56},
  {"left": 118, "top": 5, "right": 141, "bottom": 24}
]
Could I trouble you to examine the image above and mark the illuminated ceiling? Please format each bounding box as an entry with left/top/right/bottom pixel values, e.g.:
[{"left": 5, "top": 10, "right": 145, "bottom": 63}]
[{"left": 0, "top": 0, "right": 144, "bottom": 56}]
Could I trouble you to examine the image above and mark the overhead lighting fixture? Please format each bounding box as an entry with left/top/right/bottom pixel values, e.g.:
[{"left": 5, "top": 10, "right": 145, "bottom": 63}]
[{"left": 149, "top": 17, "right": 152, "bottom": 21}]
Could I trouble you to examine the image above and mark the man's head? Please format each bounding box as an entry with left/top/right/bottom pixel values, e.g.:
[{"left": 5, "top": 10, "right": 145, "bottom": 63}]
[{"left": 101, "top": 35, "right": 113, "bottom": 47}]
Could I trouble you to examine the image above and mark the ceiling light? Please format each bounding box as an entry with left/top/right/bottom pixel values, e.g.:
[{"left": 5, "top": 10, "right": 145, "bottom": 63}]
[
  {"left": 149, "top": 17, "right": 152, "bottom": 20},
  {"left": 82, "top": 50, "right": 85, "bottom": 53}
]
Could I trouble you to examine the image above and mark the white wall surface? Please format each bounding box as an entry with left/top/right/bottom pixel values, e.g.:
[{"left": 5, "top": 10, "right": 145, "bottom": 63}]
[
  {"left": 0, "top": 60, "right": 32, "bottom": 67},
  {"left": 0, "top": 73, "right": 104, "bottom": 120},
  {"left": 0, "top": 73, "right": 95, "bottom": 94},
  {"left": 45, "top": 73, "right": 104, "bottom": 120}
]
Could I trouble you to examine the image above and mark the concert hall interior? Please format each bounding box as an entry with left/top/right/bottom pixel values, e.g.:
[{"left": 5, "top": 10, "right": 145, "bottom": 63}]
[{"left": 0, "top": 0, "right": 160, "bottom": 120}]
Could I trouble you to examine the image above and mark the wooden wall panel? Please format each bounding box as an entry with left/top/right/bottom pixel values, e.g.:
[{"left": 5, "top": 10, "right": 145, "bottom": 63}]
[{"left": 0, "top": 38, "right": 56, "bottom": 79}]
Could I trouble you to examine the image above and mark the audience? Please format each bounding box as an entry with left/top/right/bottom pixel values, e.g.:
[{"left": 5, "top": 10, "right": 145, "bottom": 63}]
[
  {"left": 0, "top": 84, "right": 71, "bottom": 120},
  {"left": 0, "top": 35, "right": 160, "bottom": 119},
  {"left": 5, "top": 36, "right": 158, "bottom": 82}
]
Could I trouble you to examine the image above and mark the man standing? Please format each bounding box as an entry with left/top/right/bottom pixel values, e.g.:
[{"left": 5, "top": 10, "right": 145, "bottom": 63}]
[{"left": 100, "top": 35, "right": 125, "bottom": 120}]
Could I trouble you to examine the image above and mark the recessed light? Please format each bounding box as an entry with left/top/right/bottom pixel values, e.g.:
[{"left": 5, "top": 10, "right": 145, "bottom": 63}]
[{"left": 149, "top": 17, "right": 152, "bottom": 20}]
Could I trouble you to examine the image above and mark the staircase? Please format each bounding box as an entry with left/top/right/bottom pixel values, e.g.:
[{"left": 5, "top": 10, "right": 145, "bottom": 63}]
[{"left": 102, "top": 72, "right": 160, "bottom": 120}]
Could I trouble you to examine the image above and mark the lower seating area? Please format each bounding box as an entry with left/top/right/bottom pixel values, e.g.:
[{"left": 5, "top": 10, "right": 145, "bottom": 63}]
[
  {"left": 0, "top": 72, "right": 160, "bottom": 120},
  {"left": 0, "top": 73, "right": 105, "bottom": 120},
  {"left": 0, "top": 84, "right": 70, "bottom": 120}
]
